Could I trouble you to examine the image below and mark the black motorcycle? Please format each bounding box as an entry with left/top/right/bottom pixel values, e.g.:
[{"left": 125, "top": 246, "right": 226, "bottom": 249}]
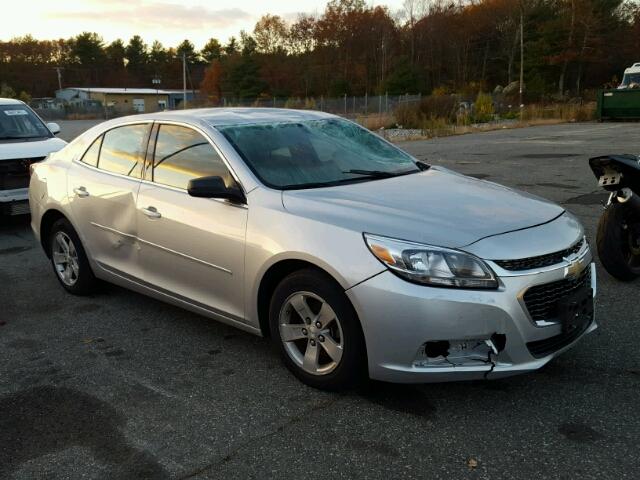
[{"left": 589, "top": 154, "right": 640, "bottom": 280}]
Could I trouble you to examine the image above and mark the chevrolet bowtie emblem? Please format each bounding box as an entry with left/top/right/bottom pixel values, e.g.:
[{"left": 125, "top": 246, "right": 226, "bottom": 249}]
[{"left": 564, "top": 256, "right": 583, "bottom": 279}]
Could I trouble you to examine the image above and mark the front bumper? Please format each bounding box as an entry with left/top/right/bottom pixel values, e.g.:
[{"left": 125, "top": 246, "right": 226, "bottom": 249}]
[
  {"left": 346, "top": 259, "right": 597, "bottom": 383},
  {"left": 0, "top": 188, "right": 29, "bottom": 215}
]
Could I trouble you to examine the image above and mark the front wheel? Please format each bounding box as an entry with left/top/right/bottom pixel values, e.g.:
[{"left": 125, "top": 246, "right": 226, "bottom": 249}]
[
  {"left": 596, "top": 202, "right": 640, "bottom": 281},
  {"left": 269, "top": 269, "right": 367, "bottom": 391}
]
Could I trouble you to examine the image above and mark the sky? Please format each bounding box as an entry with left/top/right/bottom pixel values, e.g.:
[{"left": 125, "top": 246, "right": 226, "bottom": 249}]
[{"left": 5, "top": 0, "right": 408, "bottom": 49}]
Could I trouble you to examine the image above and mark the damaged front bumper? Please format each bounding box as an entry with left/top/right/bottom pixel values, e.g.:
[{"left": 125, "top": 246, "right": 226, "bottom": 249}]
[{"left": 346, "top": 260, "right": 597, "bottom": 383}]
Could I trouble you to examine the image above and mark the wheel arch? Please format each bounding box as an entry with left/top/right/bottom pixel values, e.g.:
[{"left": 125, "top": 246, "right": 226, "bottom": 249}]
[
  {"left": 256, "top": 258, "right": 350, "bottom": 337},
  {"left": 40, "top": 209, "right": 69, "bottom": 257}
]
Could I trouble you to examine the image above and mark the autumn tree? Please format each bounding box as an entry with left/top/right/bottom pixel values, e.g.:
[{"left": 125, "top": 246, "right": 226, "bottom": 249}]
[
  {"left": 200, "top": 59, "right": 223, "bottom": 104},
  {"left": 254, "top": 14, "right": 289, "bottom": 54},
  {"left": 289, "top": 15, "right": 317, "bottom": 54},
  {"left": 0, "top": 0, "right": 638, "bottom": 100}
]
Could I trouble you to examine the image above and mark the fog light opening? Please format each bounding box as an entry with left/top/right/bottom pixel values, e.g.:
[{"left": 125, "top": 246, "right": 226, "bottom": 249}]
[
  {"left": 415, "top": 334, "right": 506, "bottom": 369},
  {"left": 489, "top": 333, "right": 506, "bottom": 353},
  {"left": 424, "top": 341, "right": 450, "bottom": 358}
]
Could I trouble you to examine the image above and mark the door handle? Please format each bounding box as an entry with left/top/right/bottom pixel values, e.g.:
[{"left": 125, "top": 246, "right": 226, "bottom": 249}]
[
  {"left": 141, "top": 206, "right": 161, "bottom": 219},
  {"left": 73, "top": 186, "right": 89, "bottom": 198}
]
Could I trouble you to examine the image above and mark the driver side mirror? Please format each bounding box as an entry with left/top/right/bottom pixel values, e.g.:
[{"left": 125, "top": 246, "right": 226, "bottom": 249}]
[
  {"left": 47, "top": 122, "right": 61, "bottom": 135},
  {"left": 187, "top": 176, "right": 245, "bottom": 204}
]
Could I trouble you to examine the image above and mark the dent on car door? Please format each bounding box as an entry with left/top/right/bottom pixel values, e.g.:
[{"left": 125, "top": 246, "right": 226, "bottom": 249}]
[
  {"left": 67, "top": 123, "right": 151, "bottom": 278},
  {"left": 136, "top": 123, "right": 248, "bottom": 322}
]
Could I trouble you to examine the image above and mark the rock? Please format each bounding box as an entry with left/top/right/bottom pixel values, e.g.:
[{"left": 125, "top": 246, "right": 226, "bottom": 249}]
[{"left": 503, "top": 81, "right": 523, "bottom": 96}]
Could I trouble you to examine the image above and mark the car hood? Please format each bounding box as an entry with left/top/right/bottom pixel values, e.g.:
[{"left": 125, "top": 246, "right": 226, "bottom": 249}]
[
  {"left": 282, "top": 167, "right": 565, "bottom": 249},
  {"left": 0, "top": 137, "right": 67, "bottom": 160}
]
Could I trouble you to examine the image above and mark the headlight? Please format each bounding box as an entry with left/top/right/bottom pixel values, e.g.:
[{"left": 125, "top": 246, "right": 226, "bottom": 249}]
[{"left": 364, "top": 234, "right": 498, "bottom": 289}]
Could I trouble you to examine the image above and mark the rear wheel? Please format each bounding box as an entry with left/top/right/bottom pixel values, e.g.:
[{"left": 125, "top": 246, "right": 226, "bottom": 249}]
[
  {"left": 596, "top": 202, "right": 640, "bottom": 281},
  {"left": 49, "top": 218, "right": 98, "bottom": 295},
  {"left": 269, "top": 269, "right": 367, "bottom": 391}
]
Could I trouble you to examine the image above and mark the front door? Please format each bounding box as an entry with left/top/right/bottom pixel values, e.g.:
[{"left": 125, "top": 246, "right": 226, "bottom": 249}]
[
  {"left": 67, "top": 123, "right": 151, "bottom": 279},
  {"left": 136, "top": 123, "right": 247, "bottom": 321}
]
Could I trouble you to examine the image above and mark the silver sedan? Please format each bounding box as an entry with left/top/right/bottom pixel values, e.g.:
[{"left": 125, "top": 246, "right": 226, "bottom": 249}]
[{"left": 29, "top": 108, "right": 597, "bottom": 390}]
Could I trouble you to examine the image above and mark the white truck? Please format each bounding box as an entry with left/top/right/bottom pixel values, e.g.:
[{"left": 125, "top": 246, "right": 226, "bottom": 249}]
[
  {"left": 619, "top": 63, "right": 640, "bottom": 89},
  {"left": 0, "top": 98, "right": 66, "bottom": 215}
]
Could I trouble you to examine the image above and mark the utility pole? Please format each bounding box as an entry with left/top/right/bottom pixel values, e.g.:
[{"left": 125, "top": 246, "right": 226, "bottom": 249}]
[
  {"left": 519, "top": 1, "right": 524, "bottom": 117},
  {"left": 182, "top": 53, "right": 187, "bottom": 110},
  {"left": 54, "top": 67, "right": 63, "bottom": 90}
]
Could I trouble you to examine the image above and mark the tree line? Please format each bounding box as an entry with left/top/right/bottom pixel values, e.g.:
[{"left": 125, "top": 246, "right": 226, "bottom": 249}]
[{"left": 1, "top": 0, "right": 638, "bottom": 103}]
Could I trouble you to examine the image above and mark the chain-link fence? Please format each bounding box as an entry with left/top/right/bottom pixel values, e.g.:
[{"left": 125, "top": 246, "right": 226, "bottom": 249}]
[
  {"left": 31, "top": 94, "right": 423, "bottom": 121},
  {"left": 221, "top": 94, "right": 422, "bottom": 118}
]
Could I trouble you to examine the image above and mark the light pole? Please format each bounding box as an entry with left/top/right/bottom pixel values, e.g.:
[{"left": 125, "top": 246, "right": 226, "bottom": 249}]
[
  {"left": 519, "top": 0, "right": 525, "bottom": 120},
  {"left": 182, "top": 53, "right": 187, "bottom": 110},
  {"left": 152, "top": 76, "right": 162, "bottom": 111}
]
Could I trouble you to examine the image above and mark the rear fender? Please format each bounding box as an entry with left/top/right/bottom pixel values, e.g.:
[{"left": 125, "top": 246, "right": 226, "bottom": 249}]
[{"left": 589, "top": 155, "right": 640, "bottom": 192}]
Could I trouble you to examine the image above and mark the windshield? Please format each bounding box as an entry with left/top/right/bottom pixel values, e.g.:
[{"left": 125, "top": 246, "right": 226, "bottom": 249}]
[
  {"left": 621, "top": 73, "right": 640, "bottom": 88},
  {"left": 218, "top": 118, "right": 420, "bottom": 189},
  {"left": 0, "top": 104, "right": 51, "bottom": 140}
]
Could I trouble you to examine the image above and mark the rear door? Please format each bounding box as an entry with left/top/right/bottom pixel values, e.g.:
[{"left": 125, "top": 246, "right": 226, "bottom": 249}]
[
  {"left": 136, "top": 123, "right": 247, "bottom": 321},
  {"left": 67, "top": 122, "right": 152, "bottom": 279}
]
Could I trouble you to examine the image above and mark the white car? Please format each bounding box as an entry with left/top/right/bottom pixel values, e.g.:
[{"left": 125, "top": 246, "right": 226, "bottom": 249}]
[{"left": 0, "top": 98, "right": 66, "bottom": 215}]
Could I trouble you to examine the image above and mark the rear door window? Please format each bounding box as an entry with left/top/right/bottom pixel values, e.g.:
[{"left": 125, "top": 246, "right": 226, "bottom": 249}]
[
  {"left": 80, "top": 135, "right": 102, "bottom": 167},
  {"left": 99, "top": 124, "right": 150, "bottom": 178}
]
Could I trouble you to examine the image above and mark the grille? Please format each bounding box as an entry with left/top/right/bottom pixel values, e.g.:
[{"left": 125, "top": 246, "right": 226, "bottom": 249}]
[
  {"left": 526, "top": 316, "right": 592, "bottom": 358},
  {"left": 0, "top": 157, "right": 45, "bottom": 191},
  {"left": 494, "top": 238, "right": 585, "bottom": 271},
  {"left": 1, "top": 201, "right": 30, "bottom": 216},
  {"left": 523, "top": 266, "right": 591, "bottom": 322}
]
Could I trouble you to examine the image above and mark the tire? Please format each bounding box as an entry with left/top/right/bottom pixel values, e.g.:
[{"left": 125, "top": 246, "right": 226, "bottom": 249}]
[
  {"left": 49, "top": 218, "right": 98, "bottom": 295},
  {"left": 269, "top": 269, "right": 367, "bottom": 391},
  {"left": 596, "top": 202, "right": 640, "bottom": 281}
]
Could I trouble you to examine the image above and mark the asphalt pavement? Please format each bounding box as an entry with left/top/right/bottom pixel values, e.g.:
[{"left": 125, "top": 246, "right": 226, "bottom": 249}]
[{"left": 0, "top": 121, "right": 638, "bottom": 479}]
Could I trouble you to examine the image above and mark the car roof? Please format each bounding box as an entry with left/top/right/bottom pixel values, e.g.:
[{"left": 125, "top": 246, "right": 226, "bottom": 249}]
[
  {"left": 118, "top": 108, "right": 337, "bottom": 128},
  {"left": 0, "top": 98, "right": 25, "bottom": 106}
]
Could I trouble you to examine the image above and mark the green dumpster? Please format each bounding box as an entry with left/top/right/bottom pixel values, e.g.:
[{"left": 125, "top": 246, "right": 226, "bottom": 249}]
[{"left": 597, "top": 89, "right": 640, "bottom": 121}]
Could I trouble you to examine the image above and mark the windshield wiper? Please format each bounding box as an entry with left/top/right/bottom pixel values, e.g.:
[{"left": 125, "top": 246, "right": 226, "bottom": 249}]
[
  {"left": 281, "top": 177, "right": 370, "bottom": 190},
  {"left": 281, "top": 167, "right": 421, "bottom": 190},
  {"left": 343, "top": 169, "right": 399, "bottom": 178}
]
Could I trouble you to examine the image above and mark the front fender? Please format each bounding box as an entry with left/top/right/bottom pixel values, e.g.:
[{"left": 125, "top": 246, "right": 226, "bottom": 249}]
[{"left": 242, "top": 189, "right": 385, "bottom": 327}]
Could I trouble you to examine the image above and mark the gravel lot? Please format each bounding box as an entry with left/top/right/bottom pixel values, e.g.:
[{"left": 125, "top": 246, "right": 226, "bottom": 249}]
[{"left": 1, "top": 121, "right": 639, "bottom": 479}]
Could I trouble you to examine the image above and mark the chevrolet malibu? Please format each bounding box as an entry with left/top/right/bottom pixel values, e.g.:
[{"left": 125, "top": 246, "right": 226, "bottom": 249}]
[{"left": 29, "top": 108, "right": 597, "bottom": 390}]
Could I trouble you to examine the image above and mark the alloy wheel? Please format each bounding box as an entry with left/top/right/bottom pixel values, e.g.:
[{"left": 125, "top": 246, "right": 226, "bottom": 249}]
[
  {"left": 52, "top": 231, "right": 80, "bottom": 286},
  {"left": 278, "top": 291, "right": 344, "bottom": 376}
]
